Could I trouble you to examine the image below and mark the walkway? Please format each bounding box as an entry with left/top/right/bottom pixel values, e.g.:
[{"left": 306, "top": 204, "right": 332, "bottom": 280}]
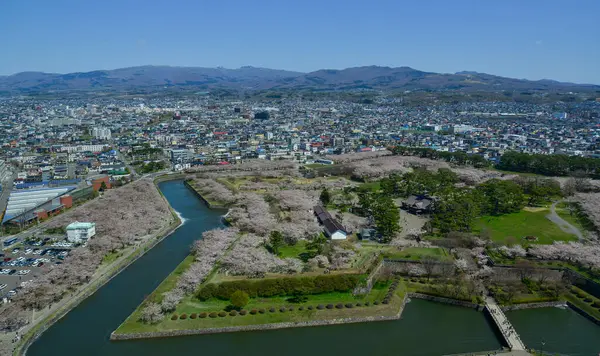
[
  {"left": 485, "top": 297, "right": 526, "bottom": 351},
  {"left": 546, "top": 201, "right": 584, "bottom": 240}
]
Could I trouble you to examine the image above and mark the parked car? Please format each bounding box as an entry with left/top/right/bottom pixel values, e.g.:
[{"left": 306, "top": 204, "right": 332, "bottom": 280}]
[{"left": 0, "top": 284, "right": 7, "bottom": 290}]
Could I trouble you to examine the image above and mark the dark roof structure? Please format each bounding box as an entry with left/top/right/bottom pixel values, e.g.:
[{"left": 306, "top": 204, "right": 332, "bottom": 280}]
[{"left": 314, "top": 205, "right": 347, "bottom": 236}]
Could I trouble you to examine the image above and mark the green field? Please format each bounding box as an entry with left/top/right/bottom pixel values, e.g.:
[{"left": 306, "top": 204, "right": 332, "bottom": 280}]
[{"left": 474, "top": 210, "right": 578, "bottom": 245}]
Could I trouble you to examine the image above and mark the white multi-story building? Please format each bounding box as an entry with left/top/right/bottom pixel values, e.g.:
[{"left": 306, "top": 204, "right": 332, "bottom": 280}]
[
  {"left": 92, "top": 127, "right": 112, "bottom": 140},
  {"left": 66, "top": 222, "right": 96, "bottom": 243}
]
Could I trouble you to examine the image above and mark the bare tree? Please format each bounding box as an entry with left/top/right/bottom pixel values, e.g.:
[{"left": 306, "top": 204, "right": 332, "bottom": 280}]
[
  {"left": 422, "top": 256, "right": 437, "bottom": 281},
  {"left": 515, "top": 260, "right": 535, "bottom": 281}
]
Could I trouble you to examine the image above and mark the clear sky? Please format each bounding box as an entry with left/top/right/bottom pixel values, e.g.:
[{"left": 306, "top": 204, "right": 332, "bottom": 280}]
[{"left": 1, "top": 0, "right": 599, "bottom": 83}]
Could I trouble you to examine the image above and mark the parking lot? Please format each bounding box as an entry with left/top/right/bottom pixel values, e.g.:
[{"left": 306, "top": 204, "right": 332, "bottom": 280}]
[{"left": 1, "top": 237, "right": 73, "bottom": 301}]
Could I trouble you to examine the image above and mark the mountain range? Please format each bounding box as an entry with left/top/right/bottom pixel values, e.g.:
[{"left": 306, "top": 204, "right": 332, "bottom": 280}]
[{"left": 1, "top": 65, "right": 598, "bottom": 93}]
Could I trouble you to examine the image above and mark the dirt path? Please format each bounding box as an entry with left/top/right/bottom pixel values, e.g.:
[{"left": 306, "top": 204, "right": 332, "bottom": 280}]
[{"left": 546, "top": 201, "right": 584, "bottom": 240}]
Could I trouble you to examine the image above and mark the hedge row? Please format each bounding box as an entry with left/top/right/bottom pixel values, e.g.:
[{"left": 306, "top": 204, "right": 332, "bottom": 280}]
[
  {"left": 168, "top": 301, "right": 381, "bottom": 321},
  {"left": 197, "top": 274, "right": 362, "bottom": 300}
]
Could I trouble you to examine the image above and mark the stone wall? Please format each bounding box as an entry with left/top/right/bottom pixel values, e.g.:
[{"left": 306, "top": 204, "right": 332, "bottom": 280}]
[
  {"left": 566, "top": 301, "right": 600, "bottom": 326},
  {"left": 183, "top": 179, "right": 227, "bottom": 209},
  {"left": 408, "top": 293, "right": 483, "bottom": 310},
  {"left": 564, "top": 269, "right": 600, "bottom": 299},
  {"left": 381, "top": 259, "right": 453, "bottom": 277},
  {"left": 490, "top": 266, "right": 563, "bottom": 282},
  {"left": 500, "top": 301, "right": 566, "bottom": 312}
]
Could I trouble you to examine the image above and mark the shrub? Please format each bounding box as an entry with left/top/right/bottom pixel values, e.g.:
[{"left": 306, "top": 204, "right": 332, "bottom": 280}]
[
  {"left": 382, "top": 299, "right": 390, "bottom": 304},
  {"left": 197, "top": 274, "right": 362, "bottom": 300},
  {"left": 345, "top": 303, "right": 354, "bottom": 308},
  {"left": 229, "top": 310, "right": 238, "bottom": 316},
  {"left": 364, "top": 301, "right": 370, "bottom": 306},
  {"left": 259, "top": 308, "right": 266, "bottom": 314},
  {"left": 280, "top": 307, "right": 286, "bottom": 312},
  {"left": 269, "top": 307, "right": 276, "bottom": 313},
  {"left": 326, "top": 304, "right": 334, "bottom": 309},
  {"left": 209, "top": 312, "right": 218, "bottom": 318},
  {"left": 288, "top": 306, "right": 294, "bottom": 311},
  {"left": 171, "top": 314, "right": 178, "bottom": 320},
  {"left": 317, "top": 304, "right": 325, "bottom": 310},
  {"left": 374, "top": 301, "right": 380, "bottom": 305},
  {"left": 356, "top": 302, "right": 362, "bottom": 307},
  {"left": 298, "top": 306, "right": 304, "bottom": 311},
  {"left": 250, "top": 309, "right": 258, "bottom": 315},
  {"left": 592, "top": 302, "right": 600, "bottom": 308},
  {"left": 179, "top": 314, "right": 187, "bottom": 320},
  {"left": 584, "top": 298, "right": 593, "bottom": 303},
  {"left": 200, "top": 312, "right": 207, "bottom": 318},
  {"left": 230, "top": 290, "right": 250, "bottom": 309},
  {"left": 190, "top": 313, "right": 197, "bottom": 319},
  {"left": 335, "top": 303, "right": 344, "bottom": 309},
  {"left": 218, "top": 312, "right": 227, "bottom": 317},
  {"left": 240, "top": 310, "right": 248, "bottom": 316},
  {"left": 307, "top": 305, "right": 314, "bottom": 310}
]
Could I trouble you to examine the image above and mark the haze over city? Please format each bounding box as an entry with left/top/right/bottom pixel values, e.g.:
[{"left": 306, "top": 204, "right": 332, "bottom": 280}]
[{"left": 1, "top": 0, "right": 600, "bottom": 84}]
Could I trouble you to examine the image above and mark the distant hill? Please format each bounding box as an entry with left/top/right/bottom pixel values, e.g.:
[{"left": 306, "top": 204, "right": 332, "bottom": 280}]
[{"left": 1, "top": 65, "right": 598, "bottom": 93}]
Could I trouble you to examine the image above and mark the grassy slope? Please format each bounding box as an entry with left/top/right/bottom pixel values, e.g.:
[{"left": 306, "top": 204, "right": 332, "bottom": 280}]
[
  {"left": 474, "top": 210, "right": 578, "bottom": 245},
  {"left": 115, "top": 282, "right": 397, "bottom": 334}
]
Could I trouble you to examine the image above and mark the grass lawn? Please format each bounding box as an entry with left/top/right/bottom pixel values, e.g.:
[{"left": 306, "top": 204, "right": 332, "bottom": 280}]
[
  {"left": 383, "top": 247, "right": 453, "bottom": 262},
  {"left": 474, "top": 210, "right": 578, "bottom": 245},
  {"left": 305, "top": 163, "right": 327, "bottom": 169},
  {"left": 278, "top": 240, "right": 309, "bottom": 259},
  {"left": 101, "top": 249, "right": 126, "bottom": 265},
  {"left": 555, "top": 202, "right": 595, "bottom": 233},
  {"left": 148, "top": 255, "right": 195, "bottom": 304},
  {"left": 115, "top": 281, "right": 397, "bottom": 335},
  {"left": 360, "top": 181, "right": 381, "bottom": 192}
]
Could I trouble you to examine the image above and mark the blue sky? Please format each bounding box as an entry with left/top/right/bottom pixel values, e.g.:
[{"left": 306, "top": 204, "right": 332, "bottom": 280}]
[{"left": 1, "top": 0, "right": 599, "bottom": 83}]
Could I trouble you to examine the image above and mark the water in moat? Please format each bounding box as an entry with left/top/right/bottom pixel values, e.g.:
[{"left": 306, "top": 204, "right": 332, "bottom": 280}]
[
  {"left": 507, "top": 306, "right": 600, "bottom": 355},
  {"left": 27, "top": 179, "right": 597, "bottom": 356}
]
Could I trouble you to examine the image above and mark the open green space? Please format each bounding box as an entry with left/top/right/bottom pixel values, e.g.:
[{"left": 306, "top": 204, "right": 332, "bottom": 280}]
[
  {"left": 359, "top": 181, "right": 381, "bottom": 192},
  {"left": 115, "top": 280, "right": 399, "bottom": 334},
  {"left": 278, "top": 240, "right": 309, "bottom": 259},
  {"left": 474, "top": 210, "right": 578, "bottom": 245}
]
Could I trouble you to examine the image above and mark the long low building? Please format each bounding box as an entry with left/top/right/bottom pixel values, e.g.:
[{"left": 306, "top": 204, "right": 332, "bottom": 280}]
[{"left": 2, "top": 186, "right": 76, "bottom": 224}]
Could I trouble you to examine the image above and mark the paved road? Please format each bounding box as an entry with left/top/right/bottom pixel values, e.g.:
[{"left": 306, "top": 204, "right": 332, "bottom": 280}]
[{"left": 547, "top": 201, "right": 584, "bottom": 240}]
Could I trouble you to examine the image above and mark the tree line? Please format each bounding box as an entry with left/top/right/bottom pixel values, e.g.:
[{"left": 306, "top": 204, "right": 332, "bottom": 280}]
[
  {"left": 497, "top": 151, "right": 600, "bottom": 178},
  {"left": 391, "top": 146, "right": 490, "bottom": 168}
]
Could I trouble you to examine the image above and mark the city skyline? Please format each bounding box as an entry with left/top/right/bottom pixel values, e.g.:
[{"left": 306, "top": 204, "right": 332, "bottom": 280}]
[{"left": 1, "top": 0, "right": 599, "bottom": 84}]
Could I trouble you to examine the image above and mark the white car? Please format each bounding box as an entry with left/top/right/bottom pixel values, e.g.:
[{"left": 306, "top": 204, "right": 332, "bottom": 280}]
[
  {"left": 7, "top": 290, "right": 16, "bottom": 297},
  {"left": 33, "top": 249, "right": 42, "bottom": 255},
  {"left": 0, "top": 284, "right": 7, "bottom": 290},
  {"left": 11, "top": 249, "right": 20, "bottom": 254},
  {"left": 0, "top": 269, "right": 10, "bottom": 275},
  {"left": 24, "top": 249, "right": 33, "bottom": 255},
  {"left": 17, "top": 270, "right": 30, "bottom": 275}
]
